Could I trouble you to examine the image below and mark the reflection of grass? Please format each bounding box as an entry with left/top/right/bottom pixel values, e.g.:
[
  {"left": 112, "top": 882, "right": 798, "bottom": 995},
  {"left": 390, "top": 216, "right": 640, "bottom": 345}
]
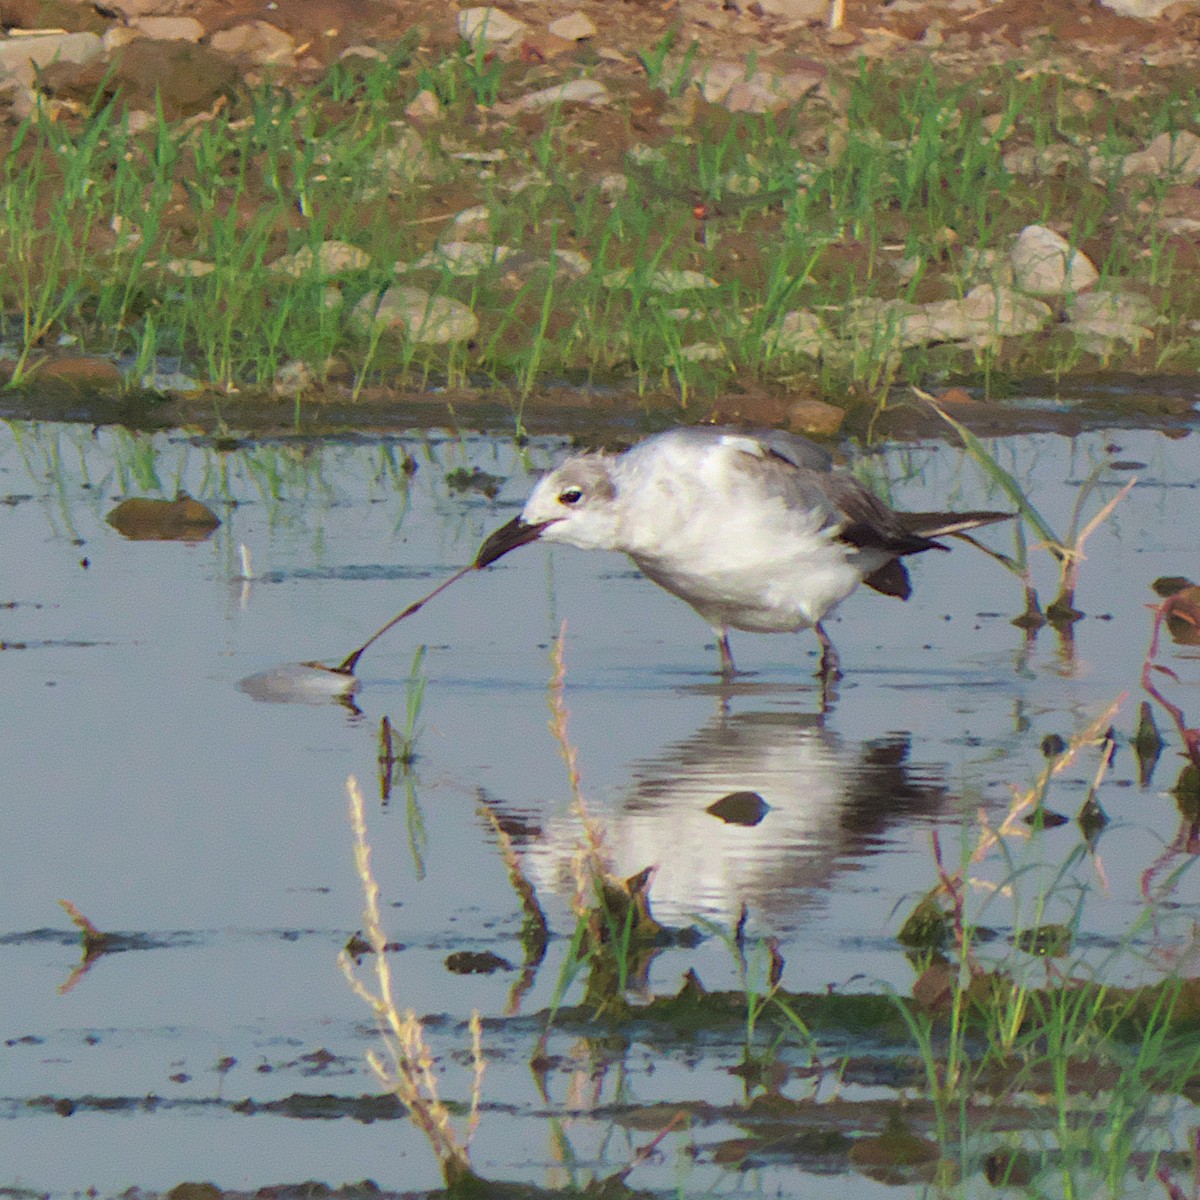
[{"left": 2, "top": 56, "right": 1198, "bottom": 407}]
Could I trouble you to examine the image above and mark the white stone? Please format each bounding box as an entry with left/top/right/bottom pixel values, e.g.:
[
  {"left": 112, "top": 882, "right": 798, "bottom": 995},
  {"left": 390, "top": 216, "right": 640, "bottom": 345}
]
[
  {"left": 768, "top": 309, "right": 825, "bottom": 356},
  {"left": 130, "top": 16, "right": 204, "bottom": 41},
  {"left": 404, "top": 89, "right": 441, "bottom": 120},
  {"left": 1010, "top": 225, "right": 1098, "bottom": 295},
  {"left": 209, "top": 21, "right": 295, "bottom": 65},
  {"left": 509, "top": 78, "right": 609, "bottom": 111},
  {"left": 696, "top": 61, "right": 743, "bottom": 105},
  {"left": 599, "top": 173, "right": 629, "bottom": 200},
  {"left": 401, "top": 241, "right": 512, "bottom": 276},
  {"left": 895, "top": 286, "right": 1051, "bottom": 348},
  {"left": 723, "top": 69, "right": 822, "bottom": 113},
  {"left": 102, "top": 27, "right": 141, "bottom": 53},
  {"left": 457, "top": 7, "right": 527, "bottom": 47},
  {"left": 352, "top": 286, "right": 478, "bottom": 344},
  {"left": 1002, "top": 143, "right": 1080, "bottom": 177},
  {"left": 553, "top": 248, "right": 591, "bottom": 276},
  {"left": 678, "top": 342, "right": 725, "bottom": 362},
  {"left": 750, "top": 0, "right": 828, "bottom": 18},
  {"left": 0, "top": 32, "right": 102, "bottom": 85},
  {"left": 272, "top": 360, "right": 317, "bottom": 395},
  {"left": 161, "top": 258, "right": 216, "bottom": 277},
  {"left": 1122, "top": 130, "right": 1200, "bottom": 182},
  {"left": 960, "top": 284, "right": 1053, "bottom": 336},
  {"left": 602, "top": 267, "right": 719, "bottom": 292},
  {"left": 340, "top": 44, "right": 388, "bottom": 62},
  {"left": 1099, "top": 0, "right": 1180, "bottom": 15},
  {"left": 270, "top": 241, "right": 372, "bottom": 278},
  {"left": 451, "top": 206, "right": 491, "bottom": 235},
  {"left": 1066, "top": 290, "right": 1157, "bottom": 354},
  {"left": 371, "top": 127, "right": 433, "bottom": 185},
  {"left": 548, "top": 11, "right": 597, "bottom": 39}
]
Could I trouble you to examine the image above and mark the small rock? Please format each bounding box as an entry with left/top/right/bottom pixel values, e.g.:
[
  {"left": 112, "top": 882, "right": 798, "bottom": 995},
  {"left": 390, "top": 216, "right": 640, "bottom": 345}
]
[
  {"left": 768, "top": 309, "right": 825, "bottom": 356},
  {"left": 1099, "top": 0, "right": 1181, "bottom": 15},
  {"left": 706, "top": 790, "right": 769, "bottom": 825},
  {"left": 399, "top": 241, "right": 511, "bottom": 276},
  {"left": 1066, "top": 290, "right": 1158, "bottom": 354},
  {"left": 450, "top": 205, "right": 491, "bottom": 235},
  {"left": 269, "top": 241, "right": 371, "bottom": 278},
  {"left": 340, "top": 44, "right": 388, "bottom": 63},
  {"left": 129, "top": 16, "right": 204, "bottom": 41},
  {"left": 96, "top": 0, "right": 193, "bottom": 14},
  {"left": 695, "top": 61, "right": 744, "bottom": 105},
  {"left": 370, "top": 127, "right": 433, "bottom": 186},
  {"left": 752, "top": 0, "right": 828, "bottom": 17},
  {"left": 598, "top": 173, "right": 628, "bottom": 200},
  {"left": 209, "top": 21, "right": 295, "bottom": 66},
  {"left": 160, "top": 258, "right": 216, "bottom": 277},
  {"left": 272, "top": 360, "right": 320, "bottom": 395},
  {"left": 1122, "top": 130, "right": 1200, "bottom": 182},
  {"left": 517, "top": 32, "right": 577, "bottom": 61},
  {"left": 102, "top": 26, "right": 142, "bottom": 54},
  {"left": 352, "top": 286, "right": 478, "bottom": 345},
  {"left": 1002, "top": 142, "right": 1080, "bottom": 177},
  {"left": 678, "top": 342, "right": 725, "bottom": 362},
  {"left": 457, "top": 7, "right": 526, "bottom": 47},
  {"left": 787, "top": 398, "right": 844, "bottom": 436},
  {"left": 961, "top": 285, "right": 1050, "bottom": 336},
  {"left": 404, "top": 89, "right": 441, "bottom": 120},
  {"left": 1010, "top": 225, "right": 1098, "bottom": 295},
  {"left": 723, "top": 69, "right": 822, "bottom": 114},
  {"left": 547, "top": 11, "right": 596, "bottom": 39},
  {"left": 507, "top": 77, "right": 609, "bottom": 112},
  {"left": 553, "top": 248, "right": 591, "bottom": 276},
  {"left": 905, "top": 286, "right": 1052, "bottom": 346},
  {"left": 603, "top": 267, "right": 718, "bottom": 292},
  {"left": 37, "top": 356, "right": 123, "bottom": 388},
  {"left": 107, "top": 495, "right": 220, "bottom": 542}
]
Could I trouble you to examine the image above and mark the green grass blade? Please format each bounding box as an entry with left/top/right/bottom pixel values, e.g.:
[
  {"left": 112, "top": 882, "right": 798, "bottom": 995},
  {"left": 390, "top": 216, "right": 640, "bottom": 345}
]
[{"left": 917, "top": 388, "right": 1061, "bottom": 549}]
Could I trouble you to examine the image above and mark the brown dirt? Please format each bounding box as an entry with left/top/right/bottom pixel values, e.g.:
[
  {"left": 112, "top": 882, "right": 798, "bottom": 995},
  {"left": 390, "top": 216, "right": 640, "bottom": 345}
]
[{"left": 7, "top": 0, "right": 1200, "bottom": 117}]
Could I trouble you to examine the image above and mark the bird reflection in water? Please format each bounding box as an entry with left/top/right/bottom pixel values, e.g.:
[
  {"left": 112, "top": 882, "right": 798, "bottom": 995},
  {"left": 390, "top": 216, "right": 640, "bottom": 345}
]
[{"left": 483, "top": 703, "right": 949, "bottom": 931}]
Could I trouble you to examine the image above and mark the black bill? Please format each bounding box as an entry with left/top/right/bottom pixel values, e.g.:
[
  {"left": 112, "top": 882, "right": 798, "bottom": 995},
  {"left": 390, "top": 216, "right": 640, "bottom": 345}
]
[{"left": 474, "top": 517, "right": 554, "bottom": 568}]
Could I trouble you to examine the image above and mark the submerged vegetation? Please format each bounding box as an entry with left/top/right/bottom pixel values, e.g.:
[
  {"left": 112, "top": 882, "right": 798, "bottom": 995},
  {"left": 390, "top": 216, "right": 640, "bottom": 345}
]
[{"left": 2, "top": 44, "right": 1200, "bottom": 420}]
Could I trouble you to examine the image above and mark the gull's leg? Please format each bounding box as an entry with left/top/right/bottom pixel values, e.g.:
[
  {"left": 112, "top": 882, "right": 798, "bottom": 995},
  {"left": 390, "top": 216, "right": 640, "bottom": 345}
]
[
  {"left": 814, "top": 621, "right": 842, "bottom": 682},
  {"left": 717, "top": 630, "right": 736, "bottom": 678}
]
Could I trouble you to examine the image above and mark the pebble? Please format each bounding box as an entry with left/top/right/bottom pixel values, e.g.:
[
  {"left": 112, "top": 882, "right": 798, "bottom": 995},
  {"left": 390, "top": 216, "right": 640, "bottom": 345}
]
[
  {"left": 1010, "top": 225, "right": 1099, "bottom": 296},
  {"left": 457, "top": 7, "right": 527, "bottom": 47},
  {"left": 352, "top": 286, "right": 479, "bottom": 345}
]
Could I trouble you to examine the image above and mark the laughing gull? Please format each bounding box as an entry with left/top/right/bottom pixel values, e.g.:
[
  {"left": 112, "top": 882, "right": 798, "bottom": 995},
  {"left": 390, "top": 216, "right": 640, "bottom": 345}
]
[{"left": 475, "top": 427, "right": 1010, "bottom": 680}]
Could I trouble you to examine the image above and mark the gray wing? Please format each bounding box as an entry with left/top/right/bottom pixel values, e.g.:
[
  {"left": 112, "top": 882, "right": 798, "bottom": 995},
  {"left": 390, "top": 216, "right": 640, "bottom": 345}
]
[
  {"left": 637, "top": 425, "right": 835, "bottom": 472},
  {"left": 717, "top": 432, "right": 940, "bottom": 557}
]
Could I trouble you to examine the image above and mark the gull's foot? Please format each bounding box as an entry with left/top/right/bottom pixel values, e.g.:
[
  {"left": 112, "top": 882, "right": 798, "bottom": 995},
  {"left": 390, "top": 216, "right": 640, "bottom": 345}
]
[{"left": 814, "top": 623, "right": 842, "bottom": 683}]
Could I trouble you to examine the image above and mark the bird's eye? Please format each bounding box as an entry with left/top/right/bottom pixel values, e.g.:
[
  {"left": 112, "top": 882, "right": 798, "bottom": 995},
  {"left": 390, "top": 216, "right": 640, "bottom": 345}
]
[{"left": 559, "top": 487, "right": 584, "bottom": 506}]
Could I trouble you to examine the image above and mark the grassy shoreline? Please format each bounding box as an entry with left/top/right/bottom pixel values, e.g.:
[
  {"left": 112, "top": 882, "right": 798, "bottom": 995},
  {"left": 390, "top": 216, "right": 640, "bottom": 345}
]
[{"left": 2, "top": 46, "right": 1199, "bottom": 433}]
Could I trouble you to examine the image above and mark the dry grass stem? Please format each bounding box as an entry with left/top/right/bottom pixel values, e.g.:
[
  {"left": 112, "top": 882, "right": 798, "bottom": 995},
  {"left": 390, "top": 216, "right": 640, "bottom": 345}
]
[
  {"left": 974, "top": 695, "right": 1125, "bottom": 861},
  {"left": 547, "top": 623, "right": 609, "bottom": 872},
  {"left": 338, "top": 775, "right": 476, "bottom": 1185}
]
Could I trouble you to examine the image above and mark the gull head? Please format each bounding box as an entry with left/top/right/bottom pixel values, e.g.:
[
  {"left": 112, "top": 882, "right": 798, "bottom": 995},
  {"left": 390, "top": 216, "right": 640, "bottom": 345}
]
[{"left": 475, "top": 455, "right": 619, "bottom": 568}]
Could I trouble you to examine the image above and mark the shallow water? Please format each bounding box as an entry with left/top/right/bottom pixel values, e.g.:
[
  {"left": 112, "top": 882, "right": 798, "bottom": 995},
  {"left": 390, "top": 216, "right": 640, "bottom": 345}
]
[{"left": 1, "top": 418, "right": 1198, "bottom": 1196}]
